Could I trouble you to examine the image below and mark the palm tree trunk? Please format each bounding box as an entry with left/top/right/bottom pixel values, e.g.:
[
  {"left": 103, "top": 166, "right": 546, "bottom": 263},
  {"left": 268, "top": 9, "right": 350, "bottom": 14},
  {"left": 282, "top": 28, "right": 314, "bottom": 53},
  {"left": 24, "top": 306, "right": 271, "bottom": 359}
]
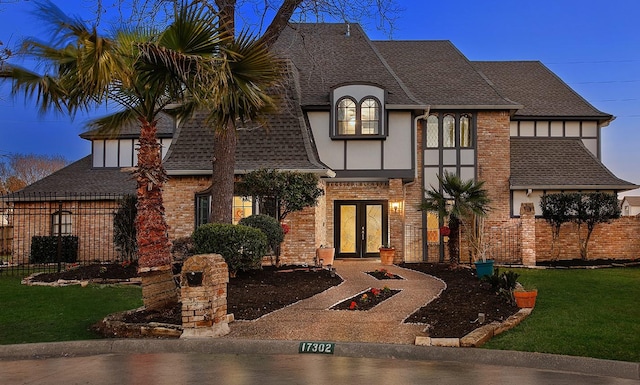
[
  {"left": 135, "top": 119, "right": 177, "bottom": 310},
  {"left": 448, "top": 217, "right": 460, "bottom": 265},
  {"left": 209, "top": 121, "right": 236, "bottom": 224}
]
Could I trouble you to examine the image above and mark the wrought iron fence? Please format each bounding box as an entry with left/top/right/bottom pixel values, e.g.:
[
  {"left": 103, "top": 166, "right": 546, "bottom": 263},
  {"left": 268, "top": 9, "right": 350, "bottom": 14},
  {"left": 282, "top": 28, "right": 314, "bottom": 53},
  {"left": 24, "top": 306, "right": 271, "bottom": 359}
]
[
  {"left": 0, "top": 193, "right": 133, "bottom": 276},
  {"left": 487, "top": 221, "right": 522, "bottom": 265}
]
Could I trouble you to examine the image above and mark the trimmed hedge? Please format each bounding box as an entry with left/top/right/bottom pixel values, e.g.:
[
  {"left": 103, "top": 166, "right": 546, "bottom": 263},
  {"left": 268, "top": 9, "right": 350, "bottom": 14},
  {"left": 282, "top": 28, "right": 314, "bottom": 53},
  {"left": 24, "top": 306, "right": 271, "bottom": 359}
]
[
  {"left": 30, "top": 235, "right": 78, "bottom": 263},
  {"left": 238, "top": 214, "right": 284, "bottom": 254},
  {"left": 192, "top": 223, "right": 267, "bottom": 274}
]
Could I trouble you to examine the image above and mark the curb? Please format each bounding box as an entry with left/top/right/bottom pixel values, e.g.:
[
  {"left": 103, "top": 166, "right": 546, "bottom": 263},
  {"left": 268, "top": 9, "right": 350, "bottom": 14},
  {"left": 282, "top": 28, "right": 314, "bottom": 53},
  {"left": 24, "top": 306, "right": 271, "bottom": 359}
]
[{"left": 0, "top": 339, "right": 638, "bottom": 380}]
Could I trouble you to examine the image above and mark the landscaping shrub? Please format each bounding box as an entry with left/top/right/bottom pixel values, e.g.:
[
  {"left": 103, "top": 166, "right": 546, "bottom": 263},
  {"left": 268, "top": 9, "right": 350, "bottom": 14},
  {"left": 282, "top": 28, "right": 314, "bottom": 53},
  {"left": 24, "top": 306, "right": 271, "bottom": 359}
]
[
  {"left": 30, "top": 235, "right": 78, "bottom": 263},
  {"left": 239, "top": 214, "right": 284, "bottom": 255},
  {"left": 113, "top": 194, "right": 137, "bottom": 262},
  {"left": 192, "top": 223, "right": 267, "bottom": 274}
]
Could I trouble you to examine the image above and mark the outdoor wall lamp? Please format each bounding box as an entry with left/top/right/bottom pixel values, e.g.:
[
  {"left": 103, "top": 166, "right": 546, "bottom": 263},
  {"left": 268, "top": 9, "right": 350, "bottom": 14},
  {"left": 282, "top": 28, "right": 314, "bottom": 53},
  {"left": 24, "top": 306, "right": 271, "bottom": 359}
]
[{"left": 391, "top": 202, "right": 400, "bottom": 213}]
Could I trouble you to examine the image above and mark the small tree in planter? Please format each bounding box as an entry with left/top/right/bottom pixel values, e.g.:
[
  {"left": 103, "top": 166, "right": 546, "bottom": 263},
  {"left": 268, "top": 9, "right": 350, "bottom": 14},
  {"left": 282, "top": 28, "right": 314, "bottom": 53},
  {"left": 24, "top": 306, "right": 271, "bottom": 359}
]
[
  {"left": 570, "top": 192, "right": 621, "bottom": 260},
  {"left": 540, "top": 193, "right": 573, "bottom": 260},
  {"left": 113, "top": 194, "right": 137, "bottom": 263},
  {"left": 421, "top": 172, "right": 490, "bottom": 268}
]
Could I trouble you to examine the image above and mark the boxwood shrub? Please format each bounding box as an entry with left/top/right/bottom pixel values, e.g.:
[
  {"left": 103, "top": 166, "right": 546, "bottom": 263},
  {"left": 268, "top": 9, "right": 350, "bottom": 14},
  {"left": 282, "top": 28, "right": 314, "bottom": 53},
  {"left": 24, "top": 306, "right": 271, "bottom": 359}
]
[
  {"left": 30, "top": 235, "right": 79, "bottom": 263},
  {"left": 192, "top": 223, "right": 267, "bottom": 274},
  {"left": 238, "top": 214, "right": 284, "bottom": 255}
]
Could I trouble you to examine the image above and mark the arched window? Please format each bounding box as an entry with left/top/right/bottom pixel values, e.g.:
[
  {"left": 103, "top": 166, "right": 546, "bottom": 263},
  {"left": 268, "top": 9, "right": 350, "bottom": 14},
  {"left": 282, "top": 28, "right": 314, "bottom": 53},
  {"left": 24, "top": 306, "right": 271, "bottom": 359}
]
[
  {"left": 51, "top": 211, "right": 72, "bottom": 236},
  {"left": 460, "top": 114, "right": 471, "bottom": 147},
  {"left": 443, "top": 115, "right": 455, "bottom": 147},
  {"left": 337, "top": 98, "right": 357, "bottom": 135},
  {"left": 360, "top": 98, "right": 380, "bottom": 135},
  {"left": 426, "top": 115, "right": 439, "bottom": 148}
]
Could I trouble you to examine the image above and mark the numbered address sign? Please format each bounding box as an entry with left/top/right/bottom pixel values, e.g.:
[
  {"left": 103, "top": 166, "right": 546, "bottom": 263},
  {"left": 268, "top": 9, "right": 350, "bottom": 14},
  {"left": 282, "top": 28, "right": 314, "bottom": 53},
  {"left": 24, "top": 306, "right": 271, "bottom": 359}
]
[{"left": 298, "top": 341, "right": 335, "bottom": 354}]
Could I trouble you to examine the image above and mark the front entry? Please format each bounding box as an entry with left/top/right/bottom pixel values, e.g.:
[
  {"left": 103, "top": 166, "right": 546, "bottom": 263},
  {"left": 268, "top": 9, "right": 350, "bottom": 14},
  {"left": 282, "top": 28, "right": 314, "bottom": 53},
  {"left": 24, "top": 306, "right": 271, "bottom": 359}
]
[{"left": 334, "top": 200, "right": 388, "bottom": 258}]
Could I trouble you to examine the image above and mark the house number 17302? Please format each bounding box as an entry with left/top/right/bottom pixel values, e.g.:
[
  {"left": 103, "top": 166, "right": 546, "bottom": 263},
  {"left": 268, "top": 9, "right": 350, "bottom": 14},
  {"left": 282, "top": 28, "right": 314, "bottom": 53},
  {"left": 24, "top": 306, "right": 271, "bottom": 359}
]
[{"left": 298, "top": 342, "right": 335, "bottom": 354}]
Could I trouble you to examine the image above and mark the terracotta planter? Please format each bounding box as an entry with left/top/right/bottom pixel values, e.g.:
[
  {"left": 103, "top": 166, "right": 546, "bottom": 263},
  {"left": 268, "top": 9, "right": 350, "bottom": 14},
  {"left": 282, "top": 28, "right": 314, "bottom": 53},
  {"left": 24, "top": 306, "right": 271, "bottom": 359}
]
[
  {"left": 316, "top": 247, "right": 335, "bottom": 266},
  {"left": 379, "top": 248, "right": 395, "bottom": 265},
  {"left": 514, "top": 289, "right": 538, "bottom": 308}
]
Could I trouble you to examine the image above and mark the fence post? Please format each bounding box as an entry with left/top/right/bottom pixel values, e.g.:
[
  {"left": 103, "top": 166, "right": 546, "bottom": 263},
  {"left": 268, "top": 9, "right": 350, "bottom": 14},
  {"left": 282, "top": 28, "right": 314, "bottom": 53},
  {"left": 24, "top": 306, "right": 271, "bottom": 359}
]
[{"left": 56, "top": 201, "right": 63, "bottom": 273}]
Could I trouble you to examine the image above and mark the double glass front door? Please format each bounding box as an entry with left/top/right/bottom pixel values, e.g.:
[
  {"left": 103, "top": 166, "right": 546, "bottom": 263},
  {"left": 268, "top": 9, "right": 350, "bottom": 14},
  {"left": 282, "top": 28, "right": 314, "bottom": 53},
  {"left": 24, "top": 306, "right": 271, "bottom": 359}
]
[{"left": 335, "top": 200, "right": 388, "bottom": 258}]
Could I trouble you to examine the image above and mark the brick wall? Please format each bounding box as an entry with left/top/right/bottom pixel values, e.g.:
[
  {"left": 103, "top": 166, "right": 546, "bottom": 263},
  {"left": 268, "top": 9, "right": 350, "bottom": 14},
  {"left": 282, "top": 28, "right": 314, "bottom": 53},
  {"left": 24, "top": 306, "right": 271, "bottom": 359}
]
[
  {"left": 534, "top": 216, "right": 640, "bottom": 262},
  {"left": 476, "top": 111, "right": 512, "bottom": 227},
  {"left": 163, "top": 176, "right": 210, "bottom": 240}
]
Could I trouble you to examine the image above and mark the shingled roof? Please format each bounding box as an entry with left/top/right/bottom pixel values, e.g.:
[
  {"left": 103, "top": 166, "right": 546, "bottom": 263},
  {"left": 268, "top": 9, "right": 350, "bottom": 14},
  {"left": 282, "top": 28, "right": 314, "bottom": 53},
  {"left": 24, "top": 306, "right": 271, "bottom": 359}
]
[
  {"left": 162, "top": 62, "right": 330, "bottom": 175},
  {"left": 510, "top": 138, "right": 635, "bottom": 190},
  {"left": 80, "top": 113, "right": 176, "bottom": 139},
  {"left": 2, "top": 156, "right": 136, "bottom": 200},
  {"left": 374, "top": 41, "right": 519, "bottom": 108},
  {"left": 473, "top": 61, "right": 612, "bottom": 121},
  {"left": 271, "top": 23, "right": 421, "bottom": 107}
]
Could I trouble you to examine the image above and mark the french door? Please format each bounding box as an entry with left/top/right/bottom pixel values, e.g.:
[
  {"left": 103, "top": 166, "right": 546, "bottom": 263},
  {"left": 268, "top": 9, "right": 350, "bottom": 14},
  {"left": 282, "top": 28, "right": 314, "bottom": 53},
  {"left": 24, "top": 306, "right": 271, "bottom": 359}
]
[{"left": 334, "top": 200, "right": 388, "bottom": 258}]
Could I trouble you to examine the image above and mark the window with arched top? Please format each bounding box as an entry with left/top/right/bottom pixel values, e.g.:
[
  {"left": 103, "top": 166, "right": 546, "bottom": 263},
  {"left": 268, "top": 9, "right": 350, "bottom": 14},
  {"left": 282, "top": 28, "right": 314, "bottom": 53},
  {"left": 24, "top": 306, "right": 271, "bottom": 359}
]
[
  {"left": 337, "top": 97, "right": 357, "bottom": 135},
  {"left": 335, "top": 96, "right": 382, "bottom": 137},
  {"left": 443, "top": 114, "right": 455, "bottom": 147},
  {"left": 51, "top": 211, "right": 72, "bottom": 236},
  {"left": 460, "top": 114, "right": 471, "bottom": 147},
  {"left": 426, "top": 115, "right": 439, "bottom": 148},
  {"left": 360, "top": 98, "right": 380, "bottom": 135}
]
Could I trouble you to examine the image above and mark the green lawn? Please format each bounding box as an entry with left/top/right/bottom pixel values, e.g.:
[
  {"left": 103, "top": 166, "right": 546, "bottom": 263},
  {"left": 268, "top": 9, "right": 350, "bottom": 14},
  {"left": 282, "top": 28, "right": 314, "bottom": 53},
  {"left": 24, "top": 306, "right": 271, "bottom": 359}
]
[
  {"left": 484, "top": 267, "right": 640, "bottom": 362},
  {"left": 0, "top": 274, "right": 142, "bottom": 345}
]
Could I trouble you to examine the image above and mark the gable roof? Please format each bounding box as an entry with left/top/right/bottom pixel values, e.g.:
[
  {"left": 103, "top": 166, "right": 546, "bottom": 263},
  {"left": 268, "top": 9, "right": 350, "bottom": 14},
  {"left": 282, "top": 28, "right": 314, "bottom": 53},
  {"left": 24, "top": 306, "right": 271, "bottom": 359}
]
[
  {"left": 621, "top": 196, "right": 640, "bottom": 206},
  {"left": 80, "top": 113, "right": 176, "bottom": 139},
  {"left": 162, "top": 62, "right": 331, "bottom": 175},
  {"left": 374, "top": 40, "right": 519, "bottom": 108},
  {"left": 272, "top": 23, "right": 422, "bottom": 107},
  {"left": 473, "top": 61, "right": 612, "bottom": 121},
  {"left": 2, "top": 156, "right": 135, "bottom": 200},
  {"left": 510, "top": 138, "right": 636, "bottom": 190}
]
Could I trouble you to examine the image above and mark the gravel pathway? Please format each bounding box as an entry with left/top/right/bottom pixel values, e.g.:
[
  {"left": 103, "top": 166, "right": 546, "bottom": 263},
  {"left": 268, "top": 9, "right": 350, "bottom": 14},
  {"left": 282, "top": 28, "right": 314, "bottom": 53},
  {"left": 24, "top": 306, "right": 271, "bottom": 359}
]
[{"left": 224, "top": 259, "right": 445, "bottom": 344}]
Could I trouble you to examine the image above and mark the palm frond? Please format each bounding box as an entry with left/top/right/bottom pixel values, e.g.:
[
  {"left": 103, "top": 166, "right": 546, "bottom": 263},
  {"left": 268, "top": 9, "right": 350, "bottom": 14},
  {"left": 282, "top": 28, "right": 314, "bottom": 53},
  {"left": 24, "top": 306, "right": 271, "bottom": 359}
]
[{"left": 87, "top": 109, "right": 140, "bottom": 137}]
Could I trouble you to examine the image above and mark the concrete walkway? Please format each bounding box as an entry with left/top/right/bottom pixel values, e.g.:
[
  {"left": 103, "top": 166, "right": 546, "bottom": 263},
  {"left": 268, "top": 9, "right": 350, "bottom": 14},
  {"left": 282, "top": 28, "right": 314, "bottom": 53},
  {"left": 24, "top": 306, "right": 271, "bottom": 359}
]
[{"left": 223, "top": 259, "right": 445, "bottom": 344}]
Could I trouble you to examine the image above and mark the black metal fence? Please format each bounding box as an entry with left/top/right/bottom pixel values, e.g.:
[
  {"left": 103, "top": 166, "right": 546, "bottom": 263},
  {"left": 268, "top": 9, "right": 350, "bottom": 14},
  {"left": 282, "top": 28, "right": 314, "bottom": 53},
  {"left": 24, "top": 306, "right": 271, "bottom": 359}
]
[
  {"left": 487, "top": 221, "right": 522, "bottom": 265},
  {"left": 0, "top": 193, "right": 132, "bottom": 276}
]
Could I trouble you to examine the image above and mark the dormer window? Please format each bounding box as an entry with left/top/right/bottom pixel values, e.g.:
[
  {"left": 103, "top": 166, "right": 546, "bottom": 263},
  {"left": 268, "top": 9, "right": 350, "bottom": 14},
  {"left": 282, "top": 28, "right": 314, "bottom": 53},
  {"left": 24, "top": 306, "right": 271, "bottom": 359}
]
[{"left": 335, "top": 96, "right": 382, "bottom": 137}]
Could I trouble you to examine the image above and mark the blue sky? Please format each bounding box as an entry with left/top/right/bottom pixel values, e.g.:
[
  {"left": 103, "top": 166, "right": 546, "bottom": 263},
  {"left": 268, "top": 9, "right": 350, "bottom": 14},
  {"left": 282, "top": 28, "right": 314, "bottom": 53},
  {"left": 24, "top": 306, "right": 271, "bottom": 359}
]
[{"left": 1, "top": 0, "right": 639, "bottom": 192}]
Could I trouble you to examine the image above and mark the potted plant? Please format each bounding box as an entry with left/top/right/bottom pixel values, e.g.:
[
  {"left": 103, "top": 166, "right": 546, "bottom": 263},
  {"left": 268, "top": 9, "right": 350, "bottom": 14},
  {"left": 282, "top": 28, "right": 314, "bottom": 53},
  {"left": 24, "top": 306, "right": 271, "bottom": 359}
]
[
  {"left": 316, "top": 244, "right": 335, "bottom": 266},
  {"left": 379, "top": 244, "right": 395, "bottom": 265},
  {"left": 513, "top": 286, "right": 538, "bottom": 308}
]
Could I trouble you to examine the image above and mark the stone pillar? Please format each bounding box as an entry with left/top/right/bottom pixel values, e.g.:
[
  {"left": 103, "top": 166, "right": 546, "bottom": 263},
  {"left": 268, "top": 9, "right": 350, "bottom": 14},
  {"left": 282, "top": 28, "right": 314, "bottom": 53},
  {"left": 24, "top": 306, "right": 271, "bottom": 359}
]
[
  {"left": 180, "top": 254, "right": 231, "bottom": 338},
  {"left": 520, "top": 203, "right": 537, "bottom": 266}
]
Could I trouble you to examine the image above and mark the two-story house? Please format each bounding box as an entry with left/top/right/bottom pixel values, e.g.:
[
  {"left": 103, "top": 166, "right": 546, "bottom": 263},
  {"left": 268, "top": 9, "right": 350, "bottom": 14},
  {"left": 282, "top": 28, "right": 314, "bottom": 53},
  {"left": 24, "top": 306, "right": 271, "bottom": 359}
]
[{"left": 4, "top": 23, "right": 636, "bottom": 266}]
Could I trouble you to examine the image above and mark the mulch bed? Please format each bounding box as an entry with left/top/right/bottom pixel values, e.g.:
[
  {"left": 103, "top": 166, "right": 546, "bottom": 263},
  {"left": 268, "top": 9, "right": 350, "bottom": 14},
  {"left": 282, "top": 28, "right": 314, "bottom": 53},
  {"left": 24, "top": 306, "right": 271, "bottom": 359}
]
[
  {"left": 400, "top": 263, "right": 520, "bottom": 338},
  {"left": 366, "top": 268, "right": 403, "bottom": 280},
  {"left": 30, "top": 262, "right": 519, "bottom": 338},
  {"left": 330, "top": 287, "right": 400, "bottom": 311}
]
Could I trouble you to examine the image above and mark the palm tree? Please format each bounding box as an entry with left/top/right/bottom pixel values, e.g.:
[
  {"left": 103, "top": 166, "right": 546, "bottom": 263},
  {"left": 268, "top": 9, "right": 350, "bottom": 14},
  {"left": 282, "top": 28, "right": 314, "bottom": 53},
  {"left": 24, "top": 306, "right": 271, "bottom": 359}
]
[
  {"left": 3, "top": 1, "right": 231, "bottom": 310},
  {"left": 203, "top": 32, "right": 282, "bottom": 223},
  {"left": 421, "top": 171, "right": 490, "bottom": 264}
]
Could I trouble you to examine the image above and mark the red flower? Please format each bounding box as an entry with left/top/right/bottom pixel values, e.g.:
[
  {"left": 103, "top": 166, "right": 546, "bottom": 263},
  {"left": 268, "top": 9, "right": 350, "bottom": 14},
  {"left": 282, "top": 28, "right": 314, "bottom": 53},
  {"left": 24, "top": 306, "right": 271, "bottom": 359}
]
[
  {"left": 371, "top": 288, "right": 380, "bottom": 296},
  {"left": 440, "top": 226, "right": 451, "bottom": 237},
  {"left": 281, "top": 223, "right": 290, "bottom": 234},
  {"left": 349, "top": 301, "right": 358, "bottom": 310}
]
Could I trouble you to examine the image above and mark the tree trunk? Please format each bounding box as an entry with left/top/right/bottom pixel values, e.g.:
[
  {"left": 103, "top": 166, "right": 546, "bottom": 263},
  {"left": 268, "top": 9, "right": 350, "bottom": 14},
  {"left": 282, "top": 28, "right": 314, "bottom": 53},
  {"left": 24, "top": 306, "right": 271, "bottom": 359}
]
[
  {"left": 135, "top": 119, "right": 178, "bottom": 310},
  {"left": 209, "top": 121, "right": 236, "bottom": 224},
  {"left": 448, "top": 217, "right": 460, "bottom": 265}
]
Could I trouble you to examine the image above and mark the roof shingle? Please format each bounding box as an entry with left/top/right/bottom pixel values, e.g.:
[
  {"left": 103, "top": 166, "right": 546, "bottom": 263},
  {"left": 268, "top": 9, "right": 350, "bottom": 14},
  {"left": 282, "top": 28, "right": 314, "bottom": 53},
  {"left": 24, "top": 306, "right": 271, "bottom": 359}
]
[{"left": 510, "top": 138, "right": 635, "bottom": 189}]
